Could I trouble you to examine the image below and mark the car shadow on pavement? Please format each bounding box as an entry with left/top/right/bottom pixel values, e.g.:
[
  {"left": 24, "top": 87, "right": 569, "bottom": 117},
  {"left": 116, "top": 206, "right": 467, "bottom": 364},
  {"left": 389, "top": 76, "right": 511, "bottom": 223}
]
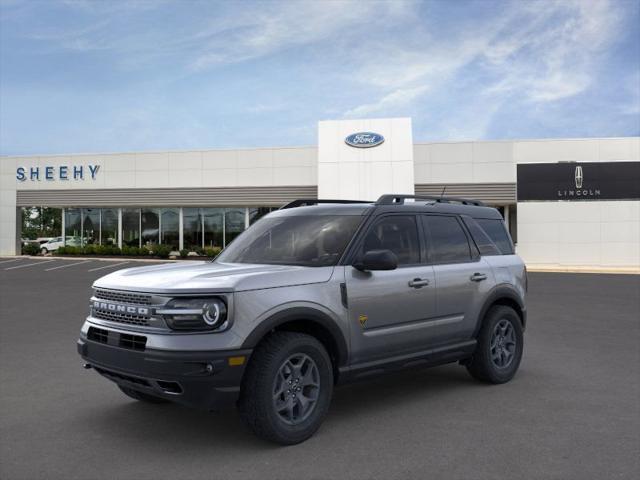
[{"left": 74, "top": 364, "right": 480, "bottom": 450}]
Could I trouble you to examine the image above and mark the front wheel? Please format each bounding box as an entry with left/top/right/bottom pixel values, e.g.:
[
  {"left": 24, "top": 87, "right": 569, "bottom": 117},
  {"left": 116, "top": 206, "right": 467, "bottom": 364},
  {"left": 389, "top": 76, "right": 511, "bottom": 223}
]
[
  {"left": 239, "top": 332, "right": 334, "bottom": 445},
  {"left": 40, "top": 248, "right": 48, "bottom": 255},
  {"left": 466, "top": 306, "right": 523, "bottom": 384}
]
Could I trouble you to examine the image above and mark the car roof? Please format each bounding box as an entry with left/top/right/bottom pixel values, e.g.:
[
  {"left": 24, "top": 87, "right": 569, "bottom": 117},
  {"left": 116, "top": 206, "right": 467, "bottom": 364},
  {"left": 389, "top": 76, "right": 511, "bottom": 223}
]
[{"left": 272, "top": 200, "right": 503, "bottom": 220}]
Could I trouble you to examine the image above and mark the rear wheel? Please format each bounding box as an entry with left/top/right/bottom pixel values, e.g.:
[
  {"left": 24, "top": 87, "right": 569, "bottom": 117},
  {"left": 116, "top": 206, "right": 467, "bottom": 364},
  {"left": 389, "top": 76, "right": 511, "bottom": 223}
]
[
  {"left": 466, "top": 306, "right": 523, "bottom": 384},
  {"left": 118, "top": 385, "right": 168, "bottom": 404},
  {"left": 239, "top": 332, "right": 333, "bottom": 445},
  {"left": 40, "top": 248, "right": 48, "bottom": 255}
]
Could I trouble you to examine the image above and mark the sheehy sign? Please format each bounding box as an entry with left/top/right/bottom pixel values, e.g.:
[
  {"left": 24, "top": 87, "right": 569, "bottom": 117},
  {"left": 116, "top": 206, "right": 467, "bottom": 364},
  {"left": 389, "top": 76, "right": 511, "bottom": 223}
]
[
  {"left": 517, "top": 162, "right": 640, "bottom": 201},
  {"left": 16, "top": 164, "right": 100, "bottom": 182}
]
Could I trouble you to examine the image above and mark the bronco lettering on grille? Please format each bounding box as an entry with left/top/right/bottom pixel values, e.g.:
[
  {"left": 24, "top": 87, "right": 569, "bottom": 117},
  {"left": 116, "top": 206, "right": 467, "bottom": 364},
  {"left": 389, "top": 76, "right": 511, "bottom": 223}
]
[{"left": 93, "top": 300, "right": 149, "bottom": 316}]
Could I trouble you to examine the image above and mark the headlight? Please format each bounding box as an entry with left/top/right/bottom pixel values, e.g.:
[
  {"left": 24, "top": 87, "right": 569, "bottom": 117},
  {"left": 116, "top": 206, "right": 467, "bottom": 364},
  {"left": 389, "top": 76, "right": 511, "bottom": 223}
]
[{"left": 157, "top": 298, "right": 228, "bottom": 331}]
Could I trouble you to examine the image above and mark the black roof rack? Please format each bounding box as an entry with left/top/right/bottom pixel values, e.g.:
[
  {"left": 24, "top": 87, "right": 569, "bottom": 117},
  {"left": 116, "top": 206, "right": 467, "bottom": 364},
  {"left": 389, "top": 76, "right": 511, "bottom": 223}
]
[
  {"left": 376, "top": 194, "right": 485, "bottom": 206},
  {"left": 280, "top": 199, "right": 372, "bottom": 209}
]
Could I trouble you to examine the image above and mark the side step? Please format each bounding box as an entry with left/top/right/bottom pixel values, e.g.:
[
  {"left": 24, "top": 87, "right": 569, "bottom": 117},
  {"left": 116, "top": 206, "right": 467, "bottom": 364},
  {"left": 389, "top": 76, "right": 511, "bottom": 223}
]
[{"left": 337, "top": 340, "right": 476, "bottom": 384}]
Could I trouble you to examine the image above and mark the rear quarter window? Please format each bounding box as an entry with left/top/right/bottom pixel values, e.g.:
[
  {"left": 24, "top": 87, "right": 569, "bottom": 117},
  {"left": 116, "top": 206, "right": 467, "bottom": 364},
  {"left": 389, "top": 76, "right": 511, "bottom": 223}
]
[{"left": 475, "top": 218, "right": 514, "bottom": 255}]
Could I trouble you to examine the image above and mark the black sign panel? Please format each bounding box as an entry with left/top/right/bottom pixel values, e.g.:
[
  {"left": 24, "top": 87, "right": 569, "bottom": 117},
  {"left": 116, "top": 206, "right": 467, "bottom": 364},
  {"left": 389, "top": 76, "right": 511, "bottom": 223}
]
[{"left": 517, "top": 161, "right": 640, "bottom": 201}]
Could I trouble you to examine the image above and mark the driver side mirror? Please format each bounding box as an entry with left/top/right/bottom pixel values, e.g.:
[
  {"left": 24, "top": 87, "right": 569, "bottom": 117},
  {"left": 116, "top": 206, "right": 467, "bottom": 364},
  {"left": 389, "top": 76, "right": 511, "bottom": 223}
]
[{"left": 353, "top": 249, "right": 398, "bottom": 271}]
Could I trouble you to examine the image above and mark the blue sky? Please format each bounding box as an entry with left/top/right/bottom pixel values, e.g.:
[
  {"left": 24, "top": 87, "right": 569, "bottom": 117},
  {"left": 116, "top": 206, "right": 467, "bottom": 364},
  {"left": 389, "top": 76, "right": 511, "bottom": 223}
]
[{"left": 1, "top": 0, "right": 639, "bottom": 155}]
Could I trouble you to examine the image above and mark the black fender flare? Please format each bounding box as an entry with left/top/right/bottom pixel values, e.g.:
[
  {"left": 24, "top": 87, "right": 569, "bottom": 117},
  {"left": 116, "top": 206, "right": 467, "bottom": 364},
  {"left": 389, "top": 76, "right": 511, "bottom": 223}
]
[
  {"left": 241, "top": 307, "right": 349, "bottom": 367},
  {"left": 473, "top": 284, "right": 527, "bottom": 337}
]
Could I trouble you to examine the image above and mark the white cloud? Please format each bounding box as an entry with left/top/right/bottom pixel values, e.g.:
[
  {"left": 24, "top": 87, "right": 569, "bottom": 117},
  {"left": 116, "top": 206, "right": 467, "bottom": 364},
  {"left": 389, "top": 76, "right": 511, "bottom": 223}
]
[
  {"left": 344, "top": 85, "right": 429, "bottom": 118},
  {"left": 342, "top": 0, "right": 626, "bottom": 135},
  {"left": 189, "top": 1, "right": 413, "bottom": 71}
]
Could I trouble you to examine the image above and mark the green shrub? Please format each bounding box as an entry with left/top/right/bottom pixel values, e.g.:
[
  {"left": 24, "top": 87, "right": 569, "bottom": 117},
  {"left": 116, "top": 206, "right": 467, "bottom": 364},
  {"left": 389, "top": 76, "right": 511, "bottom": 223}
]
[
  {"left": 154, "top": 244, "right": 171, "bottom": 259},
  {"left": 83, "top": 244, "right": 96, "bottom": 255},
  {"left": 139, "top": 246, "right": 151, "bottom": 256},
  {"left": 62, "top": 246, "right": 80, "bottom": 255},
  {"left": 204, "top": 247, "right": 222, "bottom": 258},
  {"left": 106, "top": 245, "right": 121, "bottom": 256},
  {"left": 22, "top": 243, "right": 41, "bottom": 256},
  {"left": 179, "top": 249, "right": 189, "bottom": 258}
]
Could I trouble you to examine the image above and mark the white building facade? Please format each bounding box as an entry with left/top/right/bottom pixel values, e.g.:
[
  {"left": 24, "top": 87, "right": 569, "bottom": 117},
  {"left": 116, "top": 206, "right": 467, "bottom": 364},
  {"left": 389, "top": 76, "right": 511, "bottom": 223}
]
[{"left": 1, "top": 118, "right": 638, "bottom": 269}]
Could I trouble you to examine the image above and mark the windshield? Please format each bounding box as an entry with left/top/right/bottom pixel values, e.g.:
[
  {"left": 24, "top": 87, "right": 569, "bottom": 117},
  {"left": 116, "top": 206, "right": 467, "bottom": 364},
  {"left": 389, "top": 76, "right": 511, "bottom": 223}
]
[{"left": 216, "top": 215, "right": 363, "bottom": 267}]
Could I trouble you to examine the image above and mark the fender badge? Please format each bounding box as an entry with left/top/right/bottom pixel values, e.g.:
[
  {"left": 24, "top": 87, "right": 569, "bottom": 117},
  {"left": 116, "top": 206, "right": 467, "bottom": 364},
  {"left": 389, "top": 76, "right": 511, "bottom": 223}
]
[{"left": 358, "top": 314, "right": 368, "bottom": 327}]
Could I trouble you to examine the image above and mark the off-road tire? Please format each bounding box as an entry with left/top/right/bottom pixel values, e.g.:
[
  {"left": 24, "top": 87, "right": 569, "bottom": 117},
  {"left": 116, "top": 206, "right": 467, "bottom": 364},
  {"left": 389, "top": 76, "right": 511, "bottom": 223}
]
[
  {"left": 239, "top": 331, "right": 334, "bottom": 445},
  {"left": 118, "top": 385, "right": 168, "bottom": 404},
  {"left": 466, "top": 305, "right": 523, "bottom": 384}
]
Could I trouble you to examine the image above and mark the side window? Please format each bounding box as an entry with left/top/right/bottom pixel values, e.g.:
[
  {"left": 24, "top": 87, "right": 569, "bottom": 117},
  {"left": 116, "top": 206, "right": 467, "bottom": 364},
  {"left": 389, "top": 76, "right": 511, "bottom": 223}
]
[
  {"left": 423, "top": 215, "right": 472, "bottom": 264},
  {"left": 476, "top": 218, "right": 514, "bottom": 255},
  {"left": 361, "top": 215, "right": 420, "bottom": 265},
  {"left": 462, "top": 217, "right": 501, "bottom": 256}
]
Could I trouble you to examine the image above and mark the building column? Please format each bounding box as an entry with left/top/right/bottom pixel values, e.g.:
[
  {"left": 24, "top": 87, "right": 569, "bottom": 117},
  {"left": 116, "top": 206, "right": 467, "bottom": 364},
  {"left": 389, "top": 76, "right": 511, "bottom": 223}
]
[
  {"left": 61, "top": 208, "right": 66, "bottom": 245},
  {"left": 178, "top": 208, "right": 184, "bottom": 251},
  {"left": 117, "top": 208, "right": 123, "bottom": 249},
  {"left": 14, "top": 206, "right": 22, "bottom": 255}
]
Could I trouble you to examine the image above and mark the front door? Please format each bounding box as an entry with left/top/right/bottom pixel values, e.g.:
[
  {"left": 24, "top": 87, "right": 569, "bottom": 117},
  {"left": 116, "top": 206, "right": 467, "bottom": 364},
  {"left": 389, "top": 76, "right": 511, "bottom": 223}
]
[{"left": 345, "top": 214, "right": 437, "bottom": 363}]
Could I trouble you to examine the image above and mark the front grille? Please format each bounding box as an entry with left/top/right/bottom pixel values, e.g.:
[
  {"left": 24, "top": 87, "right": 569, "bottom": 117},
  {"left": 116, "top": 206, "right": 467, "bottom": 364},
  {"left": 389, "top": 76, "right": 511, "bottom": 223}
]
[
  {"left": 94, "top": 366, "right": 150, "bottom": 387},
  {"left": 119, "top": 333, "right": 147, "bottom": 351},
  {"left": 93, "top": 309, "right": 150, "bottom": 326},
  {"left": 87, "top": 326, "right": 108, "bottom": 344},
  {"left": 94, "top": 289, "right": 152, "bottom": 305}
]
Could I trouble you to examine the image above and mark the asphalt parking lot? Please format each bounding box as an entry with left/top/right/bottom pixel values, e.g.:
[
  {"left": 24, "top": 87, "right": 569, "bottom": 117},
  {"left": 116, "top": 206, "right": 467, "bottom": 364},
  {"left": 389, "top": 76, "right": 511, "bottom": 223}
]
[{"left": 0, "top": 258, "right": 638, "bottom": 480}]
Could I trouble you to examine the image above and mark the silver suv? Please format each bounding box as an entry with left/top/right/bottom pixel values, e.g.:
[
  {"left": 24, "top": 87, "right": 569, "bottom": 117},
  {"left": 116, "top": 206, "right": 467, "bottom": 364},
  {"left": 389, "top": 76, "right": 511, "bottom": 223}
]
[{"left": 77, "top": 194, "right": 527, "bottom": 444}]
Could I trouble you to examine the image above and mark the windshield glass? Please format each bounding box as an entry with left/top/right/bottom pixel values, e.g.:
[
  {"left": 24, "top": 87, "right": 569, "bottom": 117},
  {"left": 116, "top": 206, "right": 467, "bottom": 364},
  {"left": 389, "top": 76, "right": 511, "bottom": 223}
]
[{"left": 216, "top": 215, "right": 363, "bottom": 267}]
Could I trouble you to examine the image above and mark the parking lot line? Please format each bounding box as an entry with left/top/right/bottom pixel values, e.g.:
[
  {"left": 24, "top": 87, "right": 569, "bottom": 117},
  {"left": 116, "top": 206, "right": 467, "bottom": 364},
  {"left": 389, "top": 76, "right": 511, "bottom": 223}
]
[
  {"left": 87, "top": 262, "right": 129, "bottom": 272},
  {"left": 0, "top": 258, "right": 25, "bottom": 265},
  {"left": 5, "top": 260, "right": 56, "bottom": 270},
  {"left": 44, "top": 260, "right": 92, "bottom": 271}
]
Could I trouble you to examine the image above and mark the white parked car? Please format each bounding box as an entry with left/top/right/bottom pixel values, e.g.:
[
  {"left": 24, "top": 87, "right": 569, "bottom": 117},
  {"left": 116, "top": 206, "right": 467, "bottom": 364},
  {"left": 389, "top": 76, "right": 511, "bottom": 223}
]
[{"left": 40, "top": 236, "right": 81, "bottom": 254}]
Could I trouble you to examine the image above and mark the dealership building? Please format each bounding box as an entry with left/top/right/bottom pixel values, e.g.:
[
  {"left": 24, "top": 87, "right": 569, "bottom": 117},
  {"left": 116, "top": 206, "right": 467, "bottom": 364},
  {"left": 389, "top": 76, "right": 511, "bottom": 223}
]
[{"left": 1, "top": 118, "right": 639, "bottom": 269}]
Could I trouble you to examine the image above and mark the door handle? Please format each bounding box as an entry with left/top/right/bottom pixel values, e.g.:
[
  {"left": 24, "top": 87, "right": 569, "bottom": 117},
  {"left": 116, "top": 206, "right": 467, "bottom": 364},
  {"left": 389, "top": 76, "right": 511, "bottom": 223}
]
[
  {"left": 408, "top": 278, "right": 430, "bottom": 288},
  {"left": 470, "top": 272, "right": 488, "bottom": 282}
]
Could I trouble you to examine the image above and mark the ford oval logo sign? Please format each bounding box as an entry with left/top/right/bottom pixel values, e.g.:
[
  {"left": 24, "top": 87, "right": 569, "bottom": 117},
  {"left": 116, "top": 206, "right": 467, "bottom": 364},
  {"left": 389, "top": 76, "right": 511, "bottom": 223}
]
[{"left": 345, "top": 132, "right": 385, "bottom": 148}]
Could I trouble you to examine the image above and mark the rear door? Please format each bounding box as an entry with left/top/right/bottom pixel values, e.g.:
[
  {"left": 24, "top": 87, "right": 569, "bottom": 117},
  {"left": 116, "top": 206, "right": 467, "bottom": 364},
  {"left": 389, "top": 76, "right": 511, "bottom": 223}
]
[
  {"left": 345, "top": 214, "right": 437, "bottom": 363},
  {"left": 421, "top": 214, "right": 495, "bottom": 344}
]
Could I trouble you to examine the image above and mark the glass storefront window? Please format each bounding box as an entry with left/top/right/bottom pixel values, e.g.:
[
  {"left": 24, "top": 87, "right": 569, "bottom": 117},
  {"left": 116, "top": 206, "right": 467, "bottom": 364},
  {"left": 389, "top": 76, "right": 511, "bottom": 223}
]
[
  {"left": 64, "top": 208, "right": 82, "bottom": 246},
  {"left": 160, "top": 208, "right": 179, "bottom": 250},
  {"left": 249, "top": 207, "right": 273, "bottom": 225},
  {"left": 141, "top": 208, "right": 159, "bottom": 247},
  {"left": 225, "top": 208, "right": 245, "bottom": 246},
  {"left": 203, "top": 208, "right": 224, "bottom": 249},
  {"left": 122, "top": 208, "right": 140, "bottom": 247},
  {"left": 101, "top": 208, "right": 118, "bottom": 246},
  {"left": 183, "top": 208, "right": 202, "bottom": 250},
  {"left": 82, "top": 208, "right": 100, "bottom": 245}
]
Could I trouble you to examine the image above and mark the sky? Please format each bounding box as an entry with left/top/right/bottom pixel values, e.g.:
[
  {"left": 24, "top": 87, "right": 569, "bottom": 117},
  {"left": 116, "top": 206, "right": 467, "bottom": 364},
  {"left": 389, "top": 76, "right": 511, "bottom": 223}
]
[{"left": 0, "top": 0, "right": 639, "bottom": 155}]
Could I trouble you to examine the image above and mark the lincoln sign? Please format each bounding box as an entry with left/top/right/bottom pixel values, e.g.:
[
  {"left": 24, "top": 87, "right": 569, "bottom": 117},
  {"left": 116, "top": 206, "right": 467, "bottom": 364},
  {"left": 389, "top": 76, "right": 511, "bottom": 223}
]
[{"left": 516, "top": 161, "right": 640, "bottom": 201}]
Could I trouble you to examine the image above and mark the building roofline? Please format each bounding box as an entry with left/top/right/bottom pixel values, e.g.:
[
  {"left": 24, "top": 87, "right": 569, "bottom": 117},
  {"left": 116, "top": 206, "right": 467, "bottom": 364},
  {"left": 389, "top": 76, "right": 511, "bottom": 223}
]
[{"left": 2, "top": 136, "right": 638, "bottom": 159}]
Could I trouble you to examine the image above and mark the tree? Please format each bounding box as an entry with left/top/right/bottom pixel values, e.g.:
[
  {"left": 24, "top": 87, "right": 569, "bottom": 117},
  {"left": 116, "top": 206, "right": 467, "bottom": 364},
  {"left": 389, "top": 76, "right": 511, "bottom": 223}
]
[{"left": 21, "top": 207, "right": 62, "bottom": 239}]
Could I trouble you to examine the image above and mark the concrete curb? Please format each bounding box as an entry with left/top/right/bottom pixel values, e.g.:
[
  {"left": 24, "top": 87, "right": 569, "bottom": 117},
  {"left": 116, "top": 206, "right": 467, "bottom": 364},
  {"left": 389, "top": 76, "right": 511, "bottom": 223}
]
[
  {"left": 526, "top": 265, "right": 640, "bottom": 275},
  {"left": 2, "top": 256, "right": 638, "bottom": 274},
  {"left": 0, "top": 255, "right": 180, "bottom": 263}
]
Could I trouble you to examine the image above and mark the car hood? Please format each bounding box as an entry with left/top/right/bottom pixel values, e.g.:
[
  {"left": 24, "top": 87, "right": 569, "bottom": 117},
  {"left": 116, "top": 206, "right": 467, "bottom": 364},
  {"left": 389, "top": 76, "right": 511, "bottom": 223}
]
[{"left": 93, "top": 261, "right": 335, "bottom": 294}]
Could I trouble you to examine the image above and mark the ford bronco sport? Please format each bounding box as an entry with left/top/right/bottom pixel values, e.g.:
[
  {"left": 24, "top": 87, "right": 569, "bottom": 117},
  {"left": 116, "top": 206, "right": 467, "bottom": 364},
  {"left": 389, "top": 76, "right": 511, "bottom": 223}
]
[{"left": 77, "top": 194, "right": 527, "bottom": 444}]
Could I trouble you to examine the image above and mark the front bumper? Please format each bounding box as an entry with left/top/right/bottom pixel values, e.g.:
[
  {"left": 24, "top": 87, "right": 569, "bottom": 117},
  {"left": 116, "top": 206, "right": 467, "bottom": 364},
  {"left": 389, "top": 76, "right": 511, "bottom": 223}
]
[{"left": 77, "top": 337, "right": 252, "bottom": 411}]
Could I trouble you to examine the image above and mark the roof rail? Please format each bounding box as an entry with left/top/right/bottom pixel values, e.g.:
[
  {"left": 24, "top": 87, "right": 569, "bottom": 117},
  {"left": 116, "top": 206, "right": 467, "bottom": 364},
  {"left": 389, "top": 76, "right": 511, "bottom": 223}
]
[
  {"left": 280, "top": 199, "right": 372, "bottom": 209},
  {"left": 376, "top": 194, "right": 485, "bottom": 206}
]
